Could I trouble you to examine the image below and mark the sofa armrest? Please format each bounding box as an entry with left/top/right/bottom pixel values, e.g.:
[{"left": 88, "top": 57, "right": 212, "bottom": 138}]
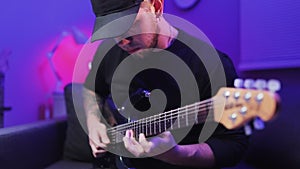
[{"left": 0, "top": 118, "right": 67, "bottom": 169}]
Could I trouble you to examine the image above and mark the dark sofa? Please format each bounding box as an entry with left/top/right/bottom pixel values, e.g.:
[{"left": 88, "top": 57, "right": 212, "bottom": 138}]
[
  {"left": 0, "top": 83, "right": 256, "bottom": 169},
  {"left": 0, "top": 83, "right": 94, "bottom": 169},
  {"left": 0, "top": 118, "right": 93, "bottom": 169}
]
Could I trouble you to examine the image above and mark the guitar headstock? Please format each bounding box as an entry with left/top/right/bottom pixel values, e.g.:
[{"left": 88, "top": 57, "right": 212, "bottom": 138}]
[{"left": 213, "top": 79, "right": 281, "bottom": 133}]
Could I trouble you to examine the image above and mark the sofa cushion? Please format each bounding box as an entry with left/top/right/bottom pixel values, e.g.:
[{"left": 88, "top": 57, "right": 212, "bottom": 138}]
[
  {"left": 63, "top": 83, "right": 94, "bottom": 162},
  {"left": 0, "top": 119, "right": 66, "bottom": 169}
]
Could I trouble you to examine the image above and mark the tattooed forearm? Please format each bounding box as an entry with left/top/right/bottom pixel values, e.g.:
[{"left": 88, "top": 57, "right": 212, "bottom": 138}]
[
  {"left": 83, "top": 87, "right": 103, "bottom": 120},
  {"left": 83, "top": 87, "right": 117, "bottom": 126}
]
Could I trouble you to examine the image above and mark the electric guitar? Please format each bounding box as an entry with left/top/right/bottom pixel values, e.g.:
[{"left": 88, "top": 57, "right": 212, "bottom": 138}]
[{"left": 94, "top": 79, "right": 281, "bottom": 169}]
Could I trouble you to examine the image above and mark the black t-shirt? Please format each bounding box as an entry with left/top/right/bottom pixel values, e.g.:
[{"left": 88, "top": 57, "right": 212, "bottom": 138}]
[{"left": 84, "top": 30, "right": 248, "bottom": 169}]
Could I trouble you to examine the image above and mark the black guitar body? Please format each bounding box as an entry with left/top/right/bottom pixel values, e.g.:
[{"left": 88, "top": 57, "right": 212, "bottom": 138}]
[{"left": 93, "top": 89, "right": 150, "bottom": 169}]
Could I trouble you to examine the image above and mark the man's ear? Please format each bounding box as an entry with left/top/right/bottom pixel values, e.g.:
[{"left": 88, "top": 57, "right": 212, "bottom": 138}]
[{"left": 150, "top": 0, "right": 164, "bottom": 16}]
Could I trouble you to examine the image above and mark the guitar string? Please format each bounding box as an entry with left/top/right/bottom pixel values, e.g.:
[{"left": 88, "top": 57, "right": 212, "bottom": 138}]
[
  {"left": 106, "top": 98, "right": 225, "bottom": 139},
  {"left": 108, "top": 104, "right": 222, "bottom": 138},
  {"left": 106, "top": 98, "right": 223, "bottom": 137},
  {"left": 107, "top": 106, "right": 223, "bottom": 141},
  {"left": 108, "top": 103, "right": 214, "bottom": 135},
  {"left": 107, "top": 103, "right": 225, "bottom": 143},
  {"left": 107, "top": 98, "right": 216, "bottom": 133},
  {"left": 108, "top": 106, "right": 223, "bottom": 144}
]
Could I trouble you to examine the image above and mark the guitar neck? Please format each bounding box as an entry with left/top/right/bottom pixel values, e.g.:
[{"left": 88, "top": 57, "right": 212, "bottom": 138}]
[
  {"left": 106, "top": 84, "right": 280, "bottom": 144},
  {"left": 107, "top": 98, "right": 216, "bottom": 144}
]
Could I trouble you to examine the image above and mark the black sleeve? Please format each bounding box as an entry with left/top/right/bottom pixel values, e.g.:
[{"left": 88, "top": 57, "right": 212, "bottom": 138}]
[
  {"left": 205, "top": 51, "right": 249, "bottom": 167},
  {"left": 206, "top": 124, "right": 249, "bottom": 167}
]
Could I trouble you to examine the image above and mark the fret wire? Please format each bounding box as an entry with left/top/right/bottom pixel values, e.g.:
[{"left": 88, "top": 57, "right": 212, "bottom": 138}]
[
  {"left": 175, "top": 109, "right": 211, "bottom": 126},
  {"left": 145, "top": 118, "right": 148, "bottom": 136},
  {"left": 185, "top": 106, "right": 188, "bottom": 127},
  {"left": 153, "top": 116, "right": 156, "bottom": 135},
  {"left": 164, "top": 111, "right": 167, "bottom": 131},
  {"left": 150, "top": 116, "right": 152, "bottom": 136},
  {"left": 177, "top": 109, "right": 180, "bottom": 128},
  {"left": 107, "top": 103, "right": 215, "bottom": 136},
  {"left": 108, "top": 109, "right": 213, "bottom": 135},
  {"left": 149, "top": 103, "right": 214, "bottom": 128},
  {"left": 107, "top": 98, "right": 219, "bottom": 135},
  {"left": 109, "top": 113, "right": 215, "bottom": 139},
  {"left": 154, "top": 115, "right": 157, "bottom": 134},
  {"left": 109, "top": 113, "right": 216, "bottom": 144},
  {"left": 145, "top": 118, "right": 147, "bottom": 136},
  {"left": 159, "top": 116, "right": 161, "bottom": 133},
  {"left": 119, "top": 117, "right": 211, "bottom": 144},
  {"left": 110, "top": 109, "right": 213, "bottom": 135},
  {"left": 109, "top": 113, "right": 214, "bottom": 143},
  {"left": 170, "top": 109, "right": 173, "bottom": 130},
  {"left": 108, "top": 106, "right": 215, "bottom": 137},
  {"left": 135, "top": 121, "right": 138, "bottom": 137},
  {"left": 107, "top": 98, "right": 215, "bottom": 132},
  {"left": 139, "top": 120, "right": 142, "bottom": 136},
  {"left": 195, "top": 104, "right": 198, "bottom": 123}
]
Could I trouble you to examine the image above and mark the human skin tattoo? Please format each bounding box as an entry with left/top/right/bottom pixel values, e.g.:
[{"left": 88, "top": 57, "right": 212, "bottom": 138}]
[{"left": 83, "top": 87, "right": 102, "bottom": 119}]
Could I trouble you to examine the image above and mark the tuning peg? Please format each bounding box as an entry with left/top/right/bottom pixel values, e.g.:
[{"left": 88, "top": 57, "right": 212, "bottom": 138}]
[
  {"left": 234, "top": 78, "right": 244, "bottom": 88},
  {"left": 253, "top": 117, "right": 265, "bottom": 130},
  {"left": 244, "top": 79, "right": 255, "bottom": 89},
  {"left": 254, "top": 79, "right": 267, "bottom": 90},
  {"left": 244, "top": 124, "right": 252, "bottom": 136},
  {"left": 267, "top": 79, "right": 281, "bottom": 92}
]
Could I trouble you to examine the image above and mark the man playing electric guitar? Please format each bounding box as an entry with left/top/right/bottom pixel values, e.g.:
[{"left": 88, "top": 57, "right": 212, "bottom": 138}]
[{"left": 83, "top": 0, "right": 249, "bottom": 169}]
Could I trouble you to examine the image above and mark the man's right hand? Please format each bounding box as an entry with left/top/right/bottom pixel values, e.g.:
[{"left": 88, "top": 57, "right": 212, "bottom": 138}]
[{"left": 87, "top": 116, "right": 110, "bottom": 157}]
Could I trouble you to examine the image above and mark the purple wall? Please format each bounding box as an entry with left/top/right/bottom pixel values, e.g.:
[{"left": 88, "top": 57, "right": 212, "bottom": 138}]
[
  {"left": 165, "top": 0, "right": 240, "bottom": 67},
  {"left": 0, "top": 0, "right": 94, "bottom": 127}
]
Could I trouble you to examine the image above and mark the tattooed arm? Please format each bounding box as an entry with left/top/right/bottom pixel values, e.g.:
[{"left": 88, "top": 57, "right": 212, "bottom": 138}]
[{"left": 83, "top": 87, "right": 111, "bottom": 157}]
